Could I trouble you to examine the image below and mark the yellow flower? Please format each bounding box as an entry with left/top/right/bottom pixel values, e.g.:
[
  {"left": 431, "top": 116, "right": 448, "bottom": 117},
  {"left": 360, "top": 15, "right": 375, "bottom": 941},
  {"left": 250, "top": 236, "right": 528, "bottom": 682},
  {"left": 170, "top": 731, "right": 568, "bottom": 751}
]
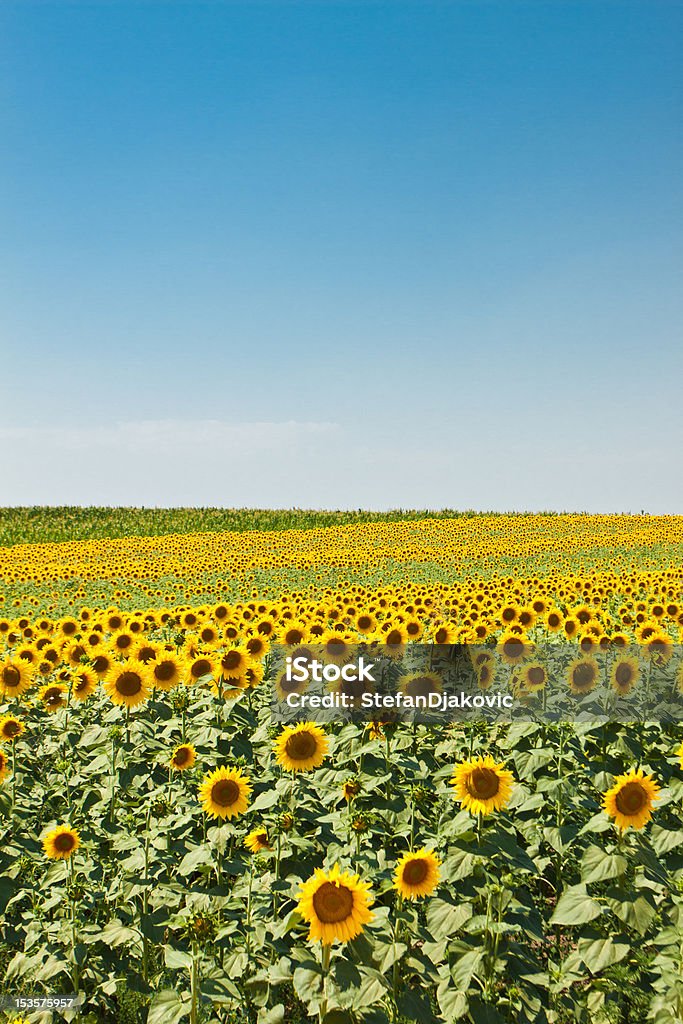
[
  {"left": 297, "top": 863, "right": 374, "bottom": 944},
  {"left": 0, "top": 749, "right": 8, "bottom": 783},
  {"left": 603, "top": 768, "right": 660, "bottom": 831},
  {"left": 38, "top": 683, "right": 68, "bottom": 713},
  {"left": 43, "top": 825, "right": 80, "bottom": 860},
  {"left": 393, "top": 848, "right": 441, "bottom": 900},
  {"left": 103, "top": 659, "right": 151, "bottom": 708},
  {"left": 170, "top": 743, "right": 196, "bottom": 771},
  {"left": 0, "top": 714, "right": 25, "bottom": 742},
  {"left": 274, "top": 722, "right": 328, "bottom": 773},
  {"left": 244, "top": 827, "right": 271, "bottom": 853},
  {"left": 497, "top": 631, "right": 532, "bottom": 665},
  {"left": 0, "top": 658, "right": 33, "bottom": 699},
  {"left": 610, "top": 656, "right": 640, "bottom": 696},
  {"left": 567, "top": 656, "right": 599, "bottom": 695},
  {"left": 71, "top": 666, "right": 98, "bottom": 701},
  {"left": 451, "top": 754, "right": 515, "bottom": 816},
  {"left": 198, "top": 766, "right": 251, "bottom": 819}
]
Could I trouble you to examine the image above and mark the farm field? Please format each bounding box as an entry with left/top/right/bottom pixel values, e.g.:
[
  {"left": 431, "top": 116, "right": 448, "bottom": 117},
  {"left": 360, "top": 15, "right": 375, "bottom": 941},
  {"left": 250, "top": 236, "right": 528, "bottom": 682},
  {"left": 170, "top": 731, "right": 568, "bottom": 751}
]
[{"left": 1, "top": 511, "right": 683, "bottom": 1024}]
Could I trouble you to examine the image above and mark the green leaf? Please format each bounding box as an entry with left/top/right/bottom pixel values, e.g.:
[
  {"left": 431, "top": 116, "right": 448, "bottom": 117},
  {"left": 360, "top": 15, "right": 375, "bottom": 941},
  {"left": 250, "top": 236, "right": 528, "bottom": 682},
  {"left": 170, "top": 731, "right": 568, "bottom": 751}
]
[
  {"left": 451, "top": 949, "right": 484, "bottom": 991},
  {"left": 468, "top": 996, "right": 508, "bottom": 1024},
  {"left": 177, "top": 846, "right": 214, "bottom": 875},
  {"left": 258, "top": 1006, "right": 285, "bottom": 1024},
  {"left": 436, "top": 979, "right": 468, "bottom": 1020},
  {"left": 606, "top": 893, "right": 656, "bottom": 936},
  {"left": 650, "top": 825, "right": 683, "bottom": 855},
  {"left": 581, "top": 845, "right": 627, "bottom": 883},
  {"left": 293, "top": 964, "right": 322, "bottom": 1002},
  {"left": 147, "top": 990, "right": 189, "bottom": 1024},
  {"left": 98, "top": 918, "right": 140, "bottom": 947},
  {"left": 397, "top": 988, "right": 437, "bottom": 1023},
  {"left": 427, "top": 898, "right": 473, "bottom": 941},
  {"left": 164, "top": 946, "right": 193, "bottom": 970},
  {"left": 578, "top": 936, "right": 630, "bottom": 973},
  {"left": 550, "top": 886, "right": 602, "bottom": 926},
  {"left": 251, "top": 789, "right": 280, "bottom": 811}
]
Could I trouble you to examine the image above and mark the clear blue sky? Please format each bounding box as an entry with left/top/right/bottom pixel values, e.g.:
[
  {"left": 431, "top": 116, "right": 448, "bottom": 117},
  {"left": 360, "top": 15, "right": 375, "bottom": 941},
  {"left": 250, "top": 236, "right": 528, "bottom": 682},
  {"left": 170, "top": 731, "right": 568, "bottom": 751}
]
[{"left": 1, "top": 1, "right": 682, "bottom": 510}]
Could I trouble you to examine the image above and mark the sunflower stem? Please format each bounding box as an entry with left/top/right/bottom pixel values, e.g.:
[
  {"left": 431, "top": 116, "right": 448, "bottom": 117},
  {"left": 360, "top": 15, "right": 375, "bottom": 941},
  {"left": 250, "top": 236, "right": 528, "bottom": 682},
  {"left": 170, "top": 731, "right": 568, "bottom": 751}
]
[
  {"left": 68, "top": 856, "right": 80, "bottom": 997},
  {"left": 319, "top": 943, "right": 331, "bottom": 1024},
  {"left": 10, "top": 741, "right": 16, "bottom": 813},
  {"left": 391, "top": 895, "right": 403, "bottom": 1021},
  {"left": 190, "top": 939, "right": 200, "bottom": 1024}
]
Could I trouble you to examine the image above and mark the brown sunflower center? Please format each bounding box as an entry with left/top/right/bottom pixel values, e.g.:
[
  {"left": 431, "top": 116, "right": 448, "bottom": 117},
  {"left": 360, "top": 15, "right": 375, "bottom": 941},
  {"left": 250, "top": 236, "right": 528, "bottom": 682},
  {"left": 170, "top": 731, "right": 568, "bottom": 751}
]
[
  {"left": 312, "top": 882, "right": 354, "bottom": 924},
  {"left": 116, "top": 671, "right": 143, "bottom": 697},
  {"left": 191, "top": 659, "right": 212, "bottom": 678},
  {"left": 615, "top": 663, "right": 633, "bottom": 687},
  {"left": 572, "top": 663, "right": 596, "bottom": 690},
  {"left": 405, "top": 676, "right": 438, "bottom": 698},
  {"left": 2, "top": 721, "right": 20, "bottom": 738},
  {"left": 54, "top": 832, "right": 76, "bottom": 853},
  {"left": 211, "top": 779, "right": 240, "bottom": 807},
  {"left": 615, "top": 782, "right": 647, "bottom": 816},
  {"left": 45, "top": 687, "right": 65, "bottom": 706},
  {"left": 155, "top": 661, "right": 176, "bottom": 682},
  {"left": 174, "top": 747, "right": 191, "bottom": 766},
  {"left": 2, "top": 666, "right": 21, "bottom": 688},
  {"left": 385, "top": 630, "right": 403, "bottom": 646},
  {"left": 222, "top": 651, "right": 241, "bottom": 670},
  {"left": 465, "top": 767, "right": 500, "bottom": 801},
  {"left": 402, "top": 858, "right": 429, "bottom": 886},
  {"left": 502, "top": 638, "right": 524, "bottom": 658},
  {"left": 285, "top": 731, "right": 318, "bottom": 761},
  {"left": 527, "top": 667, "right": 545, "bottom": 687}
]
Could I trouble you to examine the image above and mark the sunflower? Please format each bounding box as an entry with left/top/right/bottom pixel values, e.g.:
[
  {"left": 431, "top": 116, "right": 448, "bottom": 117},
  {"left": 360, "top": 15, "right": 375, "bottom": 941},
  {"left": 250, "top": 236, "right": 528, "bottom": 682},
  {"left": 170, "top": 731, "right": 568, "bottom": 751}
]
[
  {"left": 274, "top": 722, "right": 329, "bottom": 773},
  {"left": 42, "top": 824, "right": 81, "bottom": 860},
  {"left": 0, "top": 658, "right": 33, "bottom": 699},
  {"left": 610, "top": 656, "right": 640, "bottom": 696},
  {"left": 393, "top": 848, "right": 441, "bottom": 900},
  {"left": 199, "top": 766, "right": 251, "bottom": 819},
  {"left": 642, "top": 630, "right": 674, "bottom": 664},
  {"left": 603, "top": 769, "right": 660, "bottom": 831},
  {"left": 497, "top": 632, "right": 532, "bottom": 665},
  {"left": 218, "top": 646, "right": 253, "bottom": 680},
  {"left": 567, "top": 657, "right": 599, "bottom": 695},
  {"left": 519, "top": 662, "right": 547, "bottom": 693},
  {"left": 0, "top": 749, "right": 8, "bottom": 783},
  {"left": 342, "top": 779, "right": 361, "bottom": 801},
  {"left": 39, "top": 683, "right": 68, "bottom": 713},
  {"left": 297, "top": 863, "right": 374, "bottom": 944},
  {"left": 398, "top": 672, "right": 442, "bottom": 701},
  {"left": 187, "top": 653, "right": 218, "bottom": 686},
  {"left": 103, "top": 659, "right": 151, "bottom": 708},
  {"left": 0, "top": 714, "right": 25, "bottom": 742},
  {"left": 432, "top": 622, "right": 457, "bottom": 645},
  {"left": 71, "top": 666, "right": 98, "bottom": 701},
  {"left": 150, "top": 652, "right": 185, "bottom": 691},
  {"left": 451, "top": 755, "right": 515, "bottom": 816},
  {"left": 319, "top": 630, "right": 356, "bottom": 665},
  {"left": 244, "top": 827, "right": 271, "bottom": 853},
  {"left": 170, "top": 743, "right": 196, "bottom": 771}
]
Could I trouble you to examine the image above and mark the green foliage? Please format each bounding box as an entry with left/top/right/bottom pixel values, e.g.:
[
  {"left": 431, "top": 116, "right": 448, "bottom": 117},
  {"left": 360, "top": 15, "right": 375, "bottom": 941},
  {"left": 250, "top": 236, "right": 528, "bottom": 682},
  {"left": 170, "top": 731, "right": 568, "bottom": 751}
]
[{"left": 0, "top": 507, "right": 519, "bottom": 548}]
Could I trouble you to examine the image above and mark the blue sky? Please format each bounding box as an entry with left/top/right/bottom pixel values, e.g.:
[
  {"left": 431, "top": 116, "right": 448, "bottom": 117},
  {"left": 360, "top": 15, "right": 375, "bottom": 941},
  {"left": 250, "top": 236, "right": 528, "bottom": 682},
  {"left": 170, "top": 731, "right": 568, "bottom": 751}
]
[{"left": 1, "top": 1, "right": 682, "bottom": 510}]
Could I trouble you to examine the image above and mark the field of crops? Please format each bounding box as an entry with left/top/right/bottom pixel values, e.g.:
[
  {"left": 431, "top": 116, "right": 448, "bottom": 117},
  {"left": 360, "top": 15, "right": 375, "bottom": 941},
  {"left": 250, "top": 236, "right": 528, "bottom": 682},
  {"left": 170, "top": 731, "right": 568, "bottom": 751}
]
[{"left": 1, "top": 511, "right": 683, "bottom": 1024}]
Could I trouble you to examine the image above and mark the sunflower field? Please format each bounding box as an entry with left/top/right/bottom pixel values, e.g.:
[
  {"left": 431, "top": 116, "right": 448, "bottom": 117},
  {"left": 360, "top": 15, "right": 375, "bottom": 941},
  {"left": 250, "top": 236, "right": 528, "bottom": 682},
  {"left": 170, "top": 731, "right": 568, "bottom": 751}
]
[{"left": 2, "top": 511, "right": 683, "bottom": 1024}]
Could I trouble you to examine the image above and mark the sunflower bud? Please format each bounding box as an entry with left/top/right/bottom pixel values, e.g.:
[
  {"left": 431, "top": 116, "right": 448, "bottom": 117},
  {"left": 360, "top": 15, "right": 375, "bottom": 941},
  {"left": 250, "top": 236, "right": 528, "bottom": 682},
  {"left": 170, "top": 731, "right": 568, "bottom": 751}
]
[{"left": 278, "top": 812, "right": 295, "bottom": 833}]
